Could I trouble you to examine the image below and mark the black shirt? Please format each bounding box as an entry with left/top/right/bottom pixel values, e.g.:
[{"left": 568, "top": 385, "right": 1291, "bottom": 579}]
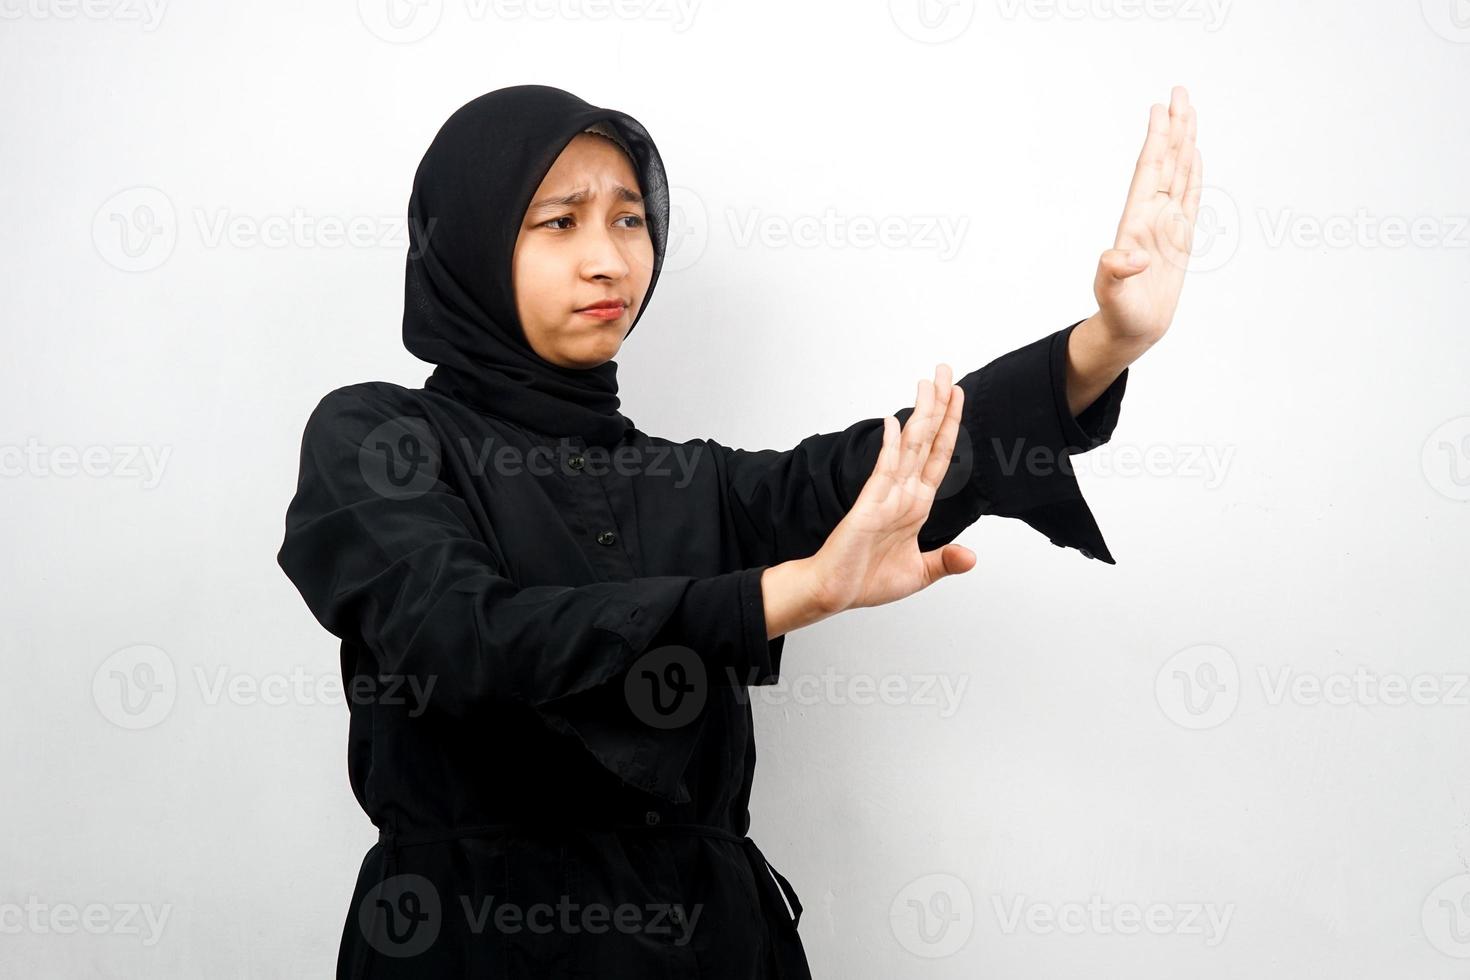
[{"left": 275, "top": 317, "right": 1128, "bottom": 978}]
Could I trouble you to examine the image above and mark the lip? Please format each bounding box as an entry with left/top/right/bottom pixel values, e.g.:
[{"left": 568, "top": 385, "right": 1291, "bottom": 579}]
[{"left": 575, "top": 299, "right": 628, "bottom": 320}]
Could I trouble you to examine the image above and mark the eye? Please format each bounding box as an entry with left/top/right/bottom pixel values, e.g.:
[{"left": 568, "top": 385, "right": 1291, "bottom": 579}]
[{"left": 537, "top": 213, "right": 645, "bottom": 231}]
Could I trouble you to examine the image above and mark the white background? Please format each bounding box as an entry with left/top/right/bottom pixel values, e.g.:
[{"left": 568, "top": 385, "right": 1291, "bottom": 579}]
[{"left": 4, "top": 0, "right": 1469, "bottom": 976}]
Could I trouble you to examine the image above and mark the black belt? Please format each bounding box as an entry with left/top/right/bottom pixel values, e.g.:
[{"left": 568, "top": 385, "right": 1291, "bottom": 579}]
[{"left": 375, "top": 820, "right": 809, "bottom": 978}]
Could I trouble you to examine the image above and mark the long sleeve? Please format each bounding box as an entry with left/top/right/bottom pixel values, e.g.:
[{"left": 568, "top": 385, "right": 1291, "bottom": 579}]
[
  {"left": 276, "top": 386, "right": 781, "bottom": 718},
  {"left": 713, "top": 318, "right": 1129, "bottom": 569}
]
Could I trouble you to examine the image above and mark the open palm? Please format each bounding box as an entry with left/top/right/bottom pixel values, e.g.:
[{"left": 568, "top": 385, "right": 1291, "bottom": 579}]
[
  {"left": 1095, "top": 85, "right": 1203, "bottom": 346},
  {"left": 809, "top": 365, "right": 977, "bottom": 614}
]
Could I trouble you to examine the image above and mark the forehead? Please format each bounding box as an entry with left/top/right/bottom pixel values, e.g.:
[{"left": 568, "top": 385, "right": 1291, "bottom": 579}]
[{"left": 535, "top": 132, "right": 639, "bottom": 191}]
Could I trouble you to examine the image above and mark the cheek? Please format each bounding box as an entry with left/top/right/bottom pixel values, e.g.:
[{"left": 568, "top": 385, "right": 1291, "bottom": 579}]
[
  {"left": 629, "top": 236, "right": 657, "bottom": 290},
  {"left": 513, "top": 246, "right": 565, "bottom": 323}
]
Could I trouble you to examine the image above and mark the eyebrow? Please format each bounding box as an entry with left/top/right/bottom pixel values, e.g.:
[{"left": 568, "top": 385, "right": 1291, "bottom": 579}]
[{"left": 527, "top": 184, "right": 644, "bottom": 213}]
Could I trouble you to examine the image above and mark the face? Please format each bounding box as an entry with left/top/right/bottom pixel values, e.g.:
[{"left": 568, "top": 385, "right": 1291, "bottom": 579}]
[{"left": 512, "top": 133, "right": 655, "bottom": 369}]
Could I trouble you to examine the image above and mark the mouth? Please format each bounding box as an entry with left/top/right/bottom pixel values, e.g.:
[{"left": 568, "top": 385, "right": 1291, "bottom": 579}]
[{"left": 574, "top": 299, "right": 629, "bottom": 322}]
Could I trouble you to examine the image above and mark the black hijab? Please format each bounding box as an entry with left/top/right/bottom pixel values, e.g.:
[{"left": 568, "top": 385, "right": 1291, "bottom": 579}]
[{"left": 402, "top": 85, "right": 670, "bottom": 447}]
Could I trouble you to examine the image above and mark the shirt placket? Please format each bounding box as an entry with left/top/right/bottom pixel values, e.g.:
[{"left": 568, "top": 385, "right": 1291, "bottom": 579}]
[{"left": 560, "top": 434, "right": 639, "bottom": 581}]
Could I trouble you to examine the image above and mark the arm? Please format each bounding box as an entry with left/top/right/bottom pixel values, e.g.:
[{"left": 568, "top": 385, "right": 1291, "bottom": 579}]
[
  {"left": 275, "top": 387, "right": 786, "bottom": 798},
  {"left": 712, "top": 317, "right": 1129, "bottom": 569},
  {"left": 1066, "top": 311, "right": 1153, "bottom": 417},
  {"left": 277, "top": 387, "right": 787, "bottom": 707}
]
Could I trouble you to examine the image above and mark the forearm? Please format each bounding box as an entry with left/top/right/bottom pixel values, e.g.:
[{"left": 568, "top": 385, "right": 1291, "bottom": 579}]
[
  {"left": 1066, "top": 311, "right": 1154, "bottom": 417},
  {"left": 760, "top": 557, "right": 838, "bottom": 640}
]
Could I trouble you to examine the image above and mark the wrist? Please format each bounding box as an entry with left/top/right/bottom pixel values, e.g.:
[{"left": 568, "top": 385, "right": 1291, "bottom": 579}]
[
  {"left": 1080, "top": 310, "right": 1157, "bottom": 366},
  {"left": 761, "top": 557, "right": 841, "bottom": 641}
]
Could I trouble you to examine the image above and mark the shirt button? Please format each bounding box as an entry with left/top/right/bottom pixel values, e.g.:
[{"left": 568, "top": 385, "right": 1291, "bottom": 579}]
[
  {"left": 596, "top": 530, "right": 617, "bottom": 546},
  {"left": 568, "top": 455, "right": 585, "bottom": 470},
  {"left": 644, "top": 810, "right": 661, "bottom": 826}
]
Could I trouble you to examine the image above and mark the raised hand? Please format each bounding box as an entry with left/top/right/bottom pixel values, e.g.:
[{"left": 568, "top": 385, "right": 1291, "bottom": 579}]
[
  {"left": 806, "top": 364, "right": 978, "bottom": 614},
  {"left": 1092, "top": 85, "right": 1203, "bottom": 348}
]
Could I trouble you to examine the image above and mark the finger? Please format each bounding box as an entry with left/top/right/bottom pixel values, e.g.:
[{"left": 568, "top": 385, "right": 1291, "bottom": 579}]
[
  {"left": 911, "top": 364, "right": 954, "bottom": 486},
  {"left": 1182, "top": 147, "right": 1203, "bottom": 225},
  {"left": 1169, "top": 105, "right": 1198, "bottom": 201},
  {"left": 1098, "top": 247, "right": 1149, "bottom": 285},
  {"left": 921, "top": 542, "right": 976, "bottom": 585},
  {"left": 920, "top": 381, "right": 963, "bottom": 491},
  {"left": 897, "top": 376, "right": 939, "bottom": 485},
  {"left": 1122, "top": 103, "right": 1173, "bottom": 216},
  {"left": 861, "top": 414, "right": 901, "bottom": 503},
  {"left": 1156, "top": 86, "right": 1189, "bottom": 200}
]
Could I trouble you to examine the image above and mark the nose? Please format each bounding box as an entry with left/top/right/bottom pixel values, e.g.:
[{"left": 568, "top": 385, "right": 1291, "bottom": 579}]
[{"left": 579, "top": 221, "right": 631, "bottom": 283}]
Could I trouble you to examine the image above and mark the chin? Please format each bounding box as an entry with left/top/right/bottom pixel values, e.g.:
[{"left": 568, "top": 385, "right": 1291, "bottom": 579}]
[{"left": 562, "top": 339, "right": 622, "bottom": 369}]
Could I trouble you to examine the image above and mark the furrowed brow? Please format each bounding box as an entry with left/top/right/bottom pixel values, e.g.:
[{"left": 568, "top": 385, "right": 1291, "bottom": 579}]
[{"left": 528, "top": 184, "right": 644, "bottom": 213}]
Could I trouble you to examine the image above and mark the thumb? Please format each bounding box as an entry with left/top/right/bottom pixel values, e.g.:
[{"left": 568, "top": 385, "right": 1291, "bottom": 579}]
[
  {"left": 921, "top": 543, "right": 977, "bottom": 584},
  {"left": 1098, "top": 247, "right": 1150, "bottom": 283}
]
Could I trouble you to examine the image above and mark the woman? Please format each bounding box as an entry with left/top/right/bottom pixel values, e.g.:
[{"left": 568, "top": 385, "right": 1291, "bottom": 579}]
[{"left": 277, "top": 83, "right": 1199, "bottom": 978}]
